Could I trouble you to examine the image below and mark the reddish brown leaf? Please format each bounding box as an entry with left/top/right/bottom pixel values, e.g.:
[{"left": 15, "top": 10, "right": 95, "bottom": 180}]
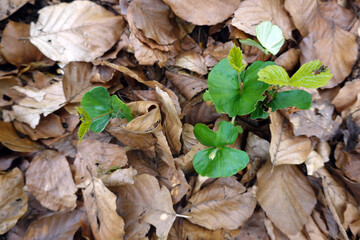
[
  {"left": 175, "top": 51, "right": 208, "bottom": 75},
  {"left": 332, "top": 78, "right": 360, "bottom": 113},
  {"left": 274, "top": 48, "right": 301, "bottom": 71}
]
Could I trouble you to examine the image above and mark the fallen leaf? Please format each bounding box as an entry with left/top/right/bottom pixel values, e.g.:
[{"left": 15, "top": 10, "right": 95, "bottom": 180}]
[
  {"left": 0, "top": 168, "right": 28, "bottom": 234},
  {"left": 163, "top": 0, "right": 241, "bottom": 25},
  {"left": 180, "top": 177, "right": 257, "bottom": 230},
  {"left": 181, "top": 123, "right": 198, "bottom": 154},
  {"left": 74, "top": 139, "right": 128, "bottom": 184},
  {"left": 231, "top": 0, "right": 294, "bottom": 39},
  {"left": 235, "top": 208, "right": 270, "bottom": 240},
  {"left": 175, "top": 51, "right": 208, "bottom": 75},
  {"left": 30, "top": 1, "right": 124, "bottom": 63},
  {"left": 274, "top": 48, "right": 301, "bottom": 71},
  {"left": 0, "top": 21, "right": 46, "bottom": 67},
  {"left": 26, "top": 150, "right": 77, "bottom": 211},
  {"left": 0, "top": 0, "right": 34, "bottom": 21},
  {"left": 304, "top": 150, "right": 324, "bottom": 175},
  {"left": 289, "top": 101, "right": 342, "bottom": 141},
  {"left": 83, "top": 178, "right": 125, "bottom": 240},
  {"left": 24, "top": 209, "right": 85, "bottom": 240},
  {"left": 101, "top": 167, "right": 137, "bottom": 187},
  {"left": 332, "top": 78, "right": 360, "bottom": 112},
  {"left": 269, "top": 111, "right": 312, "bottom": 165},
  {"left": 0, "top": 121, "right": 44, "bottom": 152},
  {"left": 115, "top": 174, "right": 176, "bottom": 239},
  {"left": 175, "top": 143, "right": 206, "bottom": 173},
  {"left": 257, "top": 161, "right": 317, "bottom": 235},
  {"left": 183, "top": 101, "right": 221, "bottom": 125}
]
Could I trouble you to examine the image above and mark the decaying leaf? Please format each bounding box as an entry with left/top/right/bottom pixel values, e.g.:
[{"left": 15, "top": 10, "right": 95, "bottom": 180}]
[
  {"left": 26, "top": 150, "right": 77, "bottom": 211},
  {"left": 0, "top": 168, "right": 28, "bottom": 234},
  {"left": 30, "top": 1, "right": 124, "bottom": 63},
  {"left": 115, "top": 174, "right": 176, "bottom": 239},
  {"left": 257, "top": 161, "right": 317, "bottom": 235},
  {"left": 101, "top": 167, "right": 137, "bottom": 187},
  {"left": 180, "top": 177, "right": 257, "bottom": 230},
  {"left": 83, "top": 178, "right": 125, "bottom": 240},
  {"left": 269, "top": 111, "right": 312, "bottom": 166},
  {"left": 0, "top": 0, "right": 34, "bottom": 21},
  {"left": 175, "top": 51, "right": 208, "bottom": 75}
]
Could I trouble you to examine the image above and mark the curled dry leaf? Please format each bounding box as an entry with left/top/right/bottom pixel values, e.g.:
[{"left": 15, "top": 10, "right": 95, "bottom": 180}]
[
  {"left": 74, "top": 139, "right": 128, "bottom": 184},
  {"left": 83, "top": 178, "right": 125, "bottom": 240},
  {"left": 115, "top": 174, "right": 176, "bottom": 239},
  {"left": 181, "top": 123, "right": 198, "bottom": 154},
  {"left": 274, "top": 48, "right": 301, "bottom": 71},
  {"left": 12, "top": 81, "right": 66, "bottom": 129},
  {"left": 305, "top": 150, "right": 324, "bottom": 175},
  {"left": 0, "top": 0, "right": 34, "bottom": 20},
  {"left": 269, "top": 111, "right": 312, "bottom": 166},
  {"left": 163, "top": 0, "right": 241, "bottom": 25},
  {"left": 231, "top": 0, "right": 294, "bottom": 39},
  {"left": 0, "top": 168, "right": 28, "bottom": 234},
  {"left": 154, "top": 131, "right": 175, "bottom": 168},
  {"left": 0, "top": 121, "right": 44, "bottom": 152},
  {"left": 24, "top": 209, "right": 85, "bottom": 240},
  {"left": 257, "top": 161, "right": 317, "bottom": 235},
  {"left": 30, "top": 1, "right": 124, "bottom": 63},
  {"left": 175, "top": 51, "right": 208, "bottom": 75},
  {"left": 289, "top": 101, "right": 342, "bottom": 141},
  {"left": 332, "top": 79, "right": 360, "bottom": 113},
  {"left": 26, "top": 150, "right": 77, "bottom": 211},
  {"left": 180, "top": 177, "right": 257, "bottom": 230},
  {"left": 0, "top": 21, "right": 46, "bottom": 67}
]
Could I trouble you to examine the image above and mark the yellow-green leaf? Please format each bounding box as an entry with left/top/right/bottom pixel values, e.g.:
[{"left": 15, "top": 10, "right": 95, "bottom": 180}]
[
  {"left": 76, "top": 107, "right": 92, "bottom": 144},
  {"left": 257, "top": 65, "right": 289, "bottom": 86},
  {"left": 227, "top": 45, "right": 246, "bottom": 73}
]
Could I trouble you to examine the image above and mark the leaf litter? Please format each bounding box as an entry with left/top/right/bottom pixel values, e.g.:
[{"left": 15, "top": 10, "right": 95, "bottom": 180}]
[{"left": 0, "top": 0, "right": 360, "bottom": 239}]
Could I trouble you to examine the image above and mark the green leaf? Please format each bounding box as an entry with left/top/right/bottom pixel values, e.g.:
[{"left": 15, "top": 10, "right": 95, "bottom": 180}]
[
  {"left": 250, "top": 104, "right": 269, "bottom": 119},
  {"left": 193, "top": 147, "right": 249, "bottom": 177},
  {"left": 239, "top": 38, "right": 267, "bottom": 53},
  {"left": 194, "top": 121, "right": 239, "bottom": 147},
  {"left": 111, "top": 95, "right": 133, "bottom": 122},
  {"left": 256, "top": 21, "right": 285, "bottom": 55},
  {"left": 267, "top": 90, "right": 312, "bottom": 111},
  {"left": 227, "top": 45, "right": 246, "bottom": 73},
  {"left": 289, "top": 60, "right": 333, "bottom": 88},
  {"left": 257, "top": 65, "right": 290, "bottom": 86},
  {"left": 81, "top": 86, "right": 112, "bottom": 133},
  {"left": 75, "top": 107, "right": 92, "bottom": 144}
]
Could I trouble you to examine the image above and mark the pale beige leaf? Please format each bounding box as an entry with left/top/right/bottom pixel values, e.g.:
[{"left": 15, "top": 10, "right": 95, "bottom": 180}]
[
  {"left": 154, "top": 131, "right": 175, "bottom": 168},
  {"left": 115, "top": 174, "right": 176, "bottom": 239},
  {"left": 180, "top": 177, "right": 257, "bottom": 230},
  {"left": 0, "top": 0, "right": 34, "bottom": 20},
  {"left": 24, "top": 209, "right": 85, "bottom": 240},
  {"left": 0, "top": 168, "right": 27, "bottom": 234},
  {"left": 74, "top": 139, "right": 128, "bottom": 184},
  {"left": 128, "top": 0, "right": 177, "bottom": 45},
  {"left": 289, "top": 101, "right": 342, "bottom": 141},
  {"left": 305, "top": 150, "right": 324, "bottom": 175},
  {"left": 12, "top": 82, "right": 66, "bottom": 128},
  {"left": 101, "top": 167, "right": 137, "bottom": 187},
  {"left": 231, "top": 0, "right": 294, "bottom": 39},
  {"left": 83, "top": 178, "right": 125, "bottom": 240},
  {"left": 269, "top": 111, "right": 312, "bottom": 166},
  {"left": 0, "top": 21, "right": 45, "bottom": 66},
  {"left": 257, "top": 161, "right": 317, "bottom": 235},
  {"left": 30, "top": 1, "right": 124, "bottom": 63},
  {"left": 175, "top": 143, "right": 206, "bottom": 173},
  {"left": 175, "top": 51, "right": 208, "bottom": 75},
  {"left": 332, "top": 78, "right": 360, "bottom": 112},
  {"left": 26, "top": 150, "right": 77, "bottom": 211},
  {"left": 274, "top": 48, "right": 301, "bottom": 71},
  {"left": 163, "top": 0, "right": 241, "bottom": 25}
]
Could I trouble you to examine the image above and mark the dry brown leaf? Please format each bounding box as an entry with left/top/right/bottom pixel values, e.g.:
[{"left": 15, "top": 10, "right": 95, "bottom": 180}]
[
  {"left": 0, "top": 76, "right": 20, "bottom": 107},
  {"left": 0, "top": 121, "right": 44, "bottom": 152},
  {"left": 175, "top": 51, "right": 208, "bottom": 75},
  {"left": 128, "top": 0, "right": 177, "bottom": 45},
  {"left": 115, "top": 174, "right": 176, "bottom": 239},
  {"left": 235, "top": 208, "right": 270, "bottom": 240},
  {"left": 332, "top": 79, "right": 360, "bottom": 113},
  {"left": 83, "top": 178, "right": 125, "bottom": 240},
  {"left": 12, "top": 81, "right": 66, "bottom": 128},
  {"left": 180, "top": 177, "right": 257, "bottom": 230},
  {"left": 257, "top": 161, "right": 317, "bottom": 235},
  {"left": 274, "top": 48, "right": 301, "bottom": 71},
  {"left": 203, "top": 40, "right": 234, "bottom": 63},
  {"left": 304, "top": 150, "right": 324, "bottom": 175},
  {"left": 269, "top": 111, "right": 312, "bottom": 166},
  {"left": 181, "top": 123, "right": 198, "bottom": 154},
  {"left": 183, "top": 101, "right": 221, "bottom": 125},
  {"left": 30, "top": 1, "right": 124, "bottom": 63},
  {"left": 23, "top": 209, "right": 85, "bottom": 240},
  {"left": 289, "top": 101, "right": 342, "bottom": 141},
  {"left": 0, "top": 0, "right": 34, "bottom": 20},
  {"left": 0, "top": 21, "right": 46, "bottom": 67},
  {"left": 163, "top": 0, "right": 241, "bottom": 25},
  {"left": 74, "top": 139, "right": 128, "bottom": 184},
  {"left": 175, "top": 143, "right": 206, "bottom": 173},
  {"left": 231, "top": 0, "right": 294, "bottom": 39},
  {"left": 0, "top": 168, "right": 28, "bottom": 234},
  {"left": 101, "top": 167, "right": 137, "bottom": 187},
  {"left": 26, "top": 150, "right": 77, "bottom": 211}
]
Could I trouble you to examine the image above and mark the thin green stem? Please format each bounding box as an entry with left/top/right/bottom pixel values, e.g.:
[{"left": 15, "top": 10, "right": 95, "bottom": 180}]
[
  {"left": 238, "top": 73, "right": 243, "bottom": 92},
  {"left": 92, "top": 110, "right": 113, "bottom": 121}
]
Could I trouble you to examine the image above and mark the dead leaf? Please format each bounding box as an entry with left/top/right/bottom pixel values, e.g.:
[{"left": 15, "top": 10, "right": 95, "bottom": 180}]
[
  {"left": 83, "top": 178, "right": 125, "bottom": 240},
  {"left": 183, "top": 101, "right": 221, "bottom": 125},
  {"left": 203, "top": 40, "right": 234, "bottom": 63},
  {"left": 74, "top": 139, "right": 128, "bottom": 184},
  {"left": 175, "top": 51, "right": 208, "bottom": 75},
  {"left": 235, "top": 208, "right": 270, "bottom": 240},
  {"left": 163, "top": 0, "right": 241, "bottom": 25},
  {"left": 231, "top": 0, "right": 294, "bottom": 39},
  {"left": 101, "top": 167, "right": 137, "bottom": 187},
  {"left": 0, "top": 168, "right": 28, "bottom": 234},
  {"left": 115, "top": 174, "right": 176, "bottom": 239},
  {"left": 0, "top": 0, "right": 34, "bottom": 21},
  {"left": 26, "top": 150, "right": 77, "bottom": 211},
  {"left": 305, "top": 150, "right": 324, "bottom": 175},
  {"left": 257, "top": 161, "right": 317, "bottom": 235},
  {"left": 0, "top": 21, "right": 46, "bottom": 67},
  {"left": 274, "top": 48, "right": 300, "bottom": 71},
  {"left": 180, "top": 177, "right": 257, "bottom": 230},
  {"left": 30, "top": 1, "right": 124, "bottom": 63},
  {"left": 181, "top": 123, "right": 198, "bottom": 154},
  {"left": 269, "top": 111, "right": 312, "bottom": 166},
  {"left": 24, "top": 209, "right": 85, "bottom": 240},
  {"left": 289, "top": 101, "right": 342, "bottom": 141},
  {"left": 0, "top": 121, "right": 44, "bottom": 152},
  {"left": 332, "top": 78, "right": 360, "bottom": 113}
]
